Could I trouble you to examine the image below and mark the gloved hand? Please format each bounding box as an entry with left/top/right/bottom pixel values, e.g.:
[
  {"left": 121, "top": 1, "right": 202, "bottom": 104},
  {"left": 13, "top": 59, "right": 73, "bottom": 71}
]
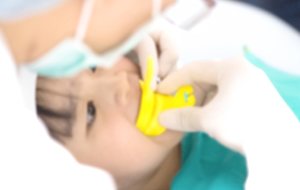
[
  {"left": 135, "top": 30, "right": 178, "bottom": 89},
  {"left": 157, "top": 56, "right": 300, "bottom": 153}
]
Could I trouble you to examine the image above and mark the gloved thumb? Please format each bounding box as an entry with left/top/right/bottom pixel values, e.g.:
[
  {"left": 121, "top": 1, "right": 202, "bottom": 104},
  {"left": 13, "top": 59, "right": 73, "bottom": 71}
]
[
  {"left": 150, "top": 30, "right": 178, "bottom": 79},
  {"left": 159, "top": 107, "right": 206, "bottom": 132},
  {"left": 135, "top": 35, "right": 159, "bottom": 90}
]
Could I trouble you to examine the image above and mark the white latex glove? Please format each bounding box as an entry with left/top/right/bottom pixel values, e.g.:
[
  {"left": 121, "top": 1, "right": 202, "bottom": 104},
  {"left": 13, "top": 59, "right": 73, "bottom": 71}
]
[
  {"left": 135, "top": 30, "right": 178, "bottom": 89},
  {"left": 157, "top": 56, "right": 300, "bottom": 154},
  {"left": 158, "top": 56, "right": 300, "bottom": 189}
]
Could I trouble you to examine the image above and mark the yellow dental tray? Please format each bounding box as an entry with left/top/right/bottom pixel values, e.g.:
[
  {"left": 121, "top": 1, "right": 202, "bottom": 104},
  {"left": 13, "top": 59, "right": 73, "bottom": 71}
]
[{"left": 136, "top": 56, "right": 196, "bottom": 136}]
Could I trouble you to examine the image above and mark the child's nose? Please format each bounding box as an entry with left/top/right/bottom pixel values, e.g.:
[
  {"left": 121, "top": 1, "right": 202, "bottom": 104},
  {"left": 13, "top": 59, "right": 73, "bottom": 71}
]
[{"left": 114, "top": 71, "right": 131, "bottom": 106}]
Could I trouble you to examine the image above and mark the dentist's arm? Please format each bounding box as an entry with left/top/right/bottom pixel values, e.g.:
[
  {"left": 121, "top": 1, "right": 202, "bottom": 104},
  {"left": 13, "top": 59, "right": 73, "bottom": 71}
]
[
  {"left": 0, "top": 0, "right": 175, "bottom": 63},
  {"left": 157, "top": 56, "right": 300, "bottom": 189}
]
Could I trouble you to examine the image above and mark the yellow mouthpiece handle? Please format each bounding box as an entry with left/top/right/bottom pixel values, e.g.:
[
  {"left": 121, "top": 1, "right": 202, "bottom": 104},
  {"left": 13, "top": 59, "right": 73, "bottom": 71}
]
[{"left": 136, "top": 56, "right": 196, "bottom": 136}]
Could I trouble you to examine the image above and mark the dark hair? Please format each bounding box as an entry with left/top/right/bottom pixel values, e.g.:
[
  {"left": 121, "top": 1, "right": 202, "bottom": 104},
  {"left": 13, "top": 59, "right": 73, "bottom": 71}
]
[{"left": 36, "top": 90, "right": 77, "bottom": 142}]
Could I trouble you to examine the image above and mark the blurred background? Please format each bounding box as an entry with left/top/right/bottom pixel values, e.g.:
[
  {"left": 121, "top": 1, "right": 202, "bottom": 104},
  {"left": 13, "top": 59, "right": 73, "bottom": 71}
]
[
  {"left": 237, "top": 0, "right": 300, "bottom": 31},
  {"left": 166, "top": 0, "right": 300, "bottom": 74}
]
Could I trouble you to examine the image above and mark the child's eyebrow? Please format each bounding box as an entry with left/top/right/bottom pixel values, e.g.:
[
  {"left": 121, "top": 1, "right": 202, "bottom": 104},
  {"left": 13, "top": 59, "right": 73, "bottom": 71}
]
[
  {"left": 37, "top": 103, "right": 75, "bottom": 138},
  {"left": 37, "top": 104, "right": 73, "bottom": 120}
]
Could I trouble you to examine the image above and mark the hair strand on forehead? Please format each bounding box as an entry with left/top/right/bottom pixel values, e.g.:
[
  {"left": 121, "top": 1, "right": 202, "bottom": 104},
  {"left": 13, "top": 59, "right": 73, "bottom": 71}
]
[{"left": 37, "top": 97, "right": 77, "bottom": 141}]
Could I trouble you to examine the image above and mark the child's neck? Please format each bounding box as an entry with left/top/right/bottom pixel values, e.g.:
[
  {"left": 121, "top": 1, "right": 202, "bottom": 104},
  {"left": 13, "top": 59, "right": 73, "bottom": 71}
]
[
  {"left": 133, "top": 145, "right": 181, "bottom": 190},
  {"left": 146, "top": 145, "right": 181, "bottom": 189}
]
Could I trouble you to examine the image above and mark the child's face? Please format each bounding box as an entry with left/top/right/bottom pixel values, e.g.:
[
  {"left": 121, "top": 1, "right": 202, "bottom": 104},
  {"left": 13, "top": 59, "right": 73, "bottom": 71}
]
[{"left": 37, "top": 57, "right": 183, "bottom": 186}]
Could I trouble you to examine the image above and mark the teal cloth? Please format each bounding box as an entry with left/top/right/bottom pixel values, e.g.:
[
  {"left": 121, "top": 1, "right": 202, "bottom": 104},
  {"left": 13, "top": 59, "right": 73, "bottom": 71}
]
[
  {"left": 244, "top": 48, "right": 300, "bottom": 120},
  {"left": 171, "top": 50, "right": 300, "bottom": 190},
  {"left": 171, "top": 133, "right": 247, "bottom": 190}
]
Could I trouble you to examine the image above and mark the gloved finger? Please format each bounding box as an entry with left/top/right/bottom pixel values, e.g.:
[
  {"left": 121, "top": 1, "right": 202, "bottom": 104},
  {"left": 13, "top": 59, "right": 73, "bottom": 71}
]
[
  {"left": 191, "top": 82, "right": 216, "bottom": 107},
  {"left": 158, "top": 44, "right": 178, "bottom": 79},
  {"left": 150, "top": 30, "right": 178, "bottom": 79},
  {"left": 158, "top": 88, "right": 225, "bottom": 132},
  {"left": 158, "top": 107, "right": 207, "bottom": 132},
  {"left": 159, "top": 107, "right": 201, "bottom": 132},
  {"left": 157, "top": 61, "right": 221, "bottom": 94},
  {"left": 203, "top": 87, "right": 217, "bottom": 105},
  {"left": 135, "top": 35, "right": 159, "bottom": 89}
]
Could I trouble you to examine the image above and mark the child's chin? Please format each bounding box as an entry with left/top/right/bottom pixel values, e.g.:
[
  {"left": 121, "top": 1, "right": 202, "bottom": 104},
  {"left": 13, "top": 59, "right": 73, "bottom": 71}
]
[{"left": 152, "top": 130, "right": 184, "bottom": 146}]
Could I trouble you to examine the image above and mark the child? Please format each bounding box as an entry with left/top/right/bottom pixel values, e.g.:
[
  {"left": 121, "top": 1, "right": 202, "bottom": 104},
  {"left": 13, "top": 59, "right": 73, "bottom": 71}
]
[{"left": 36, "top": 55, "right": 247, "bottom": 190}]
